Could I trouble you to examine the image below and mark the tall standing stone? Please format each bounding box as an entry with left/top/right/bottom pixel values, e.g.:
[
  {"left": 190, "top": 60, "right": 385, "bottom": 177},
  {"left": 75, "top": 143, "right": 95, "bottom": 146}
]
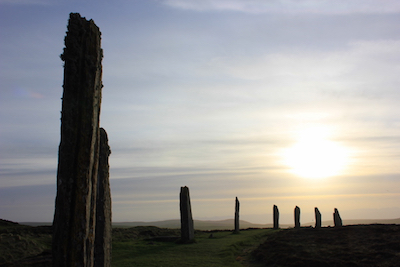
[
  {"left": 315, "top": 207, "right": 321, "bottom": 229},
  {"left": 94, "top": 128, "right": 111, "bottom": 267},
  {"left": 234, "top": 197, "right": 240, "bottom": 234},
  {"left": 333, "top": 208, "right": 342, "bottom": 228},
  {"left": 52, "top": 13, "right": 103, "bottom": 267},
  {"left": 273, "top": 205, "right": 279, "bottom": 229},
  {"left": 294, "top": 206, "right": 301, "bottom": 228},
  {"left": 180, "top": 186, "right": 194, "bottom": 243}
]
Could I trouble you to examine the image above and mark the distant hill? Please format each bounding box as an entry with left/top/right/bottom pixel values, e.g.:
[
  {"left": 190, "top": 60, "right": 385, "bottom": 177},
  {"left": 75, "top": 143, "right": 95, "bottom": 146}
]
[
  {"left": 19, "top": 218, "right": 400, "bottom": 230},
  {"left": 20, "top": 222, "right": 52, "bottom": 227},
  {"left": 0, "top": 219, "right": 21, "bottom": 229},
  {"left": 113, "top": 219, "right": 289, "bottom": 230},
  {"left": 343, "top": 218, "right": 400, "bottom": 225},
  {"left": 303, "top": 218, "right": 400, "bottom": 227},
  {"left": 113, "top": 218, "right": 400, "bottom": 230}
]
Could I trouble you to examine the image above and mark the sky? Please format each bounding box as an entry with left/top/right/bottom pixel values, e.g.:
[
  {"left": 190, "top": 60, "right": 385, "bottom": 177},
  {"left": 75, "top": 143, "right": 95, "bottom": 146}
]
[{"left": 0, "top": 0, "right": 399, "bottom": 225}]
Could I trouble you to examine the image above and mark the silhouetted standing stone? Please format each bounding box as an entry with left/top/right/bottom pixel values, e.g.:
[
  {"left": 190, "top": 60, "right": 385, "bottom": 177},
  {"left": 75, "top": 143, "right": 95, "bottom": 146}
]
[
  {"left": 273, "top": 205, "right": 279, "bottom": 229},
  {"left": 294, "top": 206, "right": 301, "bottom": 228},
  {"left": 315, "top": 207, "right": 321, "bottom": 228},
  {"left": 180, "top": 186, "right": 194, "bottom": 243},
  {"left": 234, "top": 197, "right": 240, "bottom": 234},
  {"left": 94, "top": 128, "right": 111, "bottom": 267},
  {"left": 52, "top": 13, "right": 103, "bottom": 267},
  {"left": 333, "top": 208, "right": 342, "bottom": 228}
]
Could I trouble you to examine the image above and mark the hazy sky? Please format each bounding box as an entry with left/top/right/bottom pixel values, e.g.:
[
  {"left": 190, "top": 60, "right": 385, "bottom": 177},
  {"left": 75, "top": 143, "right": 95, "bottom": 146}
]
[{"left": 1, "top": 0, "right": 399, "bottom": 225}]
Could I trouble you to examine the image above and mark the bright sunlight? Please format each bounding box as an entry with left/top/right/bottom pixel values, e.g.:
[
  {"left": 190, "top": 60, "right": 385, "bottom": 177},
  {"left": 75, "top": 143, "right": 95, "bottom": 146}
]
[{"left": 283, "top": 127, "right": 349, "bottom": 179}]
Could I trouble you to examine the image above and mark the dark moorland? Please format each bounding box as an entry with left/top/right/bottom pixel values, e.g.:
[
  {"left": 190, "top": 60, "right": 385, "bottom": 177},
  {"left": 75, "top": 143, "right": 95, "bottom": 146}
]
[
  {"left": 1, "top": 219, "right": 400, "bottom": 266},
  {"left": 249, "top": 224, "right": 400, "bottom": 267}
]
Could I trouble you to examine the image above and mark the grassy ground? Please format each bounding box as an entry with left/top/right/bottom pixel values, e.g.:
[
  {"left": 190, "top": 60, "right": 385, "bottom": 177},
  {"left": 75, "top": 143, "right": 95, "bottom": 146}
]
[
  {"left": 2, "top": 220, "right": 400, "bottom": 267},
  {"left": 112, "top": 227, "right": 273, "bottom": 267},
  {"left": 0, "top": 220, "right": 273, "bottom": 267},
  {"left": 0, "top": 220, "right": 52, "bottom": 266}
]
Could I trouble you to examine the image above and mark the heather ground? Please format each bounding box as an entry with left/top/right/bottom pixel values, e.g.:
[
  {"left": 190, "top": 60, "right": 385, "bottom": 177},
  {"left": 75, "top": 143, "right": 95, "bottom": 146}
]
[{"left": 249, "top": 224, "right": 400, "bottom": 267}]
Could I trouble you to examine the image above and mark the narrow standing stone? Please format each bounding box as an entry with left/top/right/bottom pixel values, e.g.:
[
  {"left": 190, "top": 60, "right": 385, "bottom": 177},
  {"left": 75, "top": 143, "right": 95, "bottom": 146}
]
[
  {"left": 273, "top": 205, "right": 279, "bottom": 229},
  {"left": 234, "top": 197, "right": 240, "bottom": 234},
  {"left": 180, "top": 186, "right": 194, "bottom": 243},
  {"left": 315, "top": 207, "right": 321, "bottom": 228},
  {"left": 294, "top": 206, "right": 301, "bottom": 228},
  {"left": 333, "top": 208, "right": 342, "bottom": 228},
  {"left": 52, "top": 13, "right": 103, "bottom": 267},
  {"left": 94, "top": 128, "right": 112, "bottom": 267}
]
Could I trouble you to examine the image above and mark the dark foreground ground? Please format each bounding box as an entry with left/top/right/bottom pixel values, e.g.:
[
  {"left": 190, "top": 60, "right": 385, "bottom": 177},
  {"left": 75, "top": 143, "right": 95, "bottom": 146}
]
[
  {"left": 1, "top": 219, "right": 400, "bottom": 266},
  {"left": 0, "top": 220, "right": 52, "bottom": 267},
  {"left": 249, "top": 224, "right": 400, "bottom": 267}
]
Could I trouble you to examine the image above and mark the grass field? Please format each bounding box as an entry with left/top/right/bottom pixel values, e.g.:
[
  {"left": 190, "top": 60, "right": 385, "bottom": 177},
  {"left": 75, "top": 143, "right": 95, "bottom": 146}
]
[
  {"left": 112, "top": 227, "right": 273, "bottom": 267},
  {"left": 2, "top": 219, "right": 400, "bottom": 266},
  {"left": 0, "top": 220, "right": 273, "bottom": 266}
]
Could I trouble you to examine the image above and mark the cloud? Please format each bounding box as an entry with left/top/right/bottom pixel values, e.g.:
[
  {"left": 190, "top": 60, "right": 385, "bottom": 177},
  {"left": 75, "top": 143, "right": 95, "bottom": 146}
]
[
  {"left": 162, "top": 0, "right": 400, "bottom": 14},
  {"left": 12, "top": 87, "right": 45, "bottom": 99},
  {"left": 198, "top": 40, "right": 400, "bottom": 101},
  {"left": 0, "top": 0, "right": 54, "bottom": 5}
]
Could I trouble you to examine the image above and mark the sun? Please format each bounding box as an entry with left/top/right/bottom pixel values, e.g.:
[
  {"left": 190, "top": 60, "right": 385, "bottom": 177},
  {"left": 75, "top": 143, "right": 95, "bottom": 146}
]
[{"left": 282, "top": 127, "right": 349, "bottom": 179}]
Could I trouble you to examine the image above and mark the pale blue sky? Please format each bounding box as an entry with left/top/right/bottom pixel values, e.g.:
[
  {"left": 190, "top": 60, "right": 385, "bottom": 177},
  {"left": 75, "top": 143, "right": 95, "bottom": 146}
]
[{"left": 1, "top": 0, "right": 399, "bottom": 224}]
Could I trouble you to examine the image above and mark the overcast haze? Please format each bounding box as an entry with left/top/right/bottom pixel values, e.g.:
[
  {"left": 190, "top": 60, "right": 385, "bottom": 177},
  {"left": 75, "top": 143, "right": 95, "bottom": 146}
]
[{"left": 1, "top": 0, "right": 399, "bottom": 225}]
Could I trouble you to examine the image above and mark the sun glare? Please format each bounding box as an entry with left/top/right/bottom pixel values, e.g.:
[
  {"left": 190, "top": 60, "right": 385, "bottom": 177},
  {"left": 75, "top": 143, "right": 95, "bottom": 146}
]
[{"left": 283, "top": 127, "right": 349, "bottom": 179}]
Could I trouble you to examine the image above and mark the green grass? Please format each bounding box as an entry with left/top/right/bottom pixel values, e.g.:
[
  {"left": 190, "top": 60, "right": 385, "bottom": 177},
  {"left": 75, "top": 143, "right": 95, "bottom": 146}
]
[
  {"left": 0, "top": 220, "right": 276, "bottom": 266},
  {"left": 112, "top": 228, "right": 274, "bottom": 267},
  {"left": 2, "top": 220, "right": 398, "bottom": 266}
]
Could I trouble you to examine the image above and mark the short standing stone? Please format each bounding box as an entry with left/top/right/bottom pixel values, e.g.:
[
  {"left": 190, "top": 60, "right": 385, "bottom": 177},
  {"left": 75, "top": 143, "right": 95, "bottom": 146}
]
[
  {"left": 333, "top": 208, "right": 342, "bottom": 228},
  {"left": 315, "top": 207, "right": 321, "bottom": 228},
  {"left": 234, "top": 197, "right": 240, "bottom": 234},
  {"left": 273, "top": 205, "right": 279, "bottom": 229},
  {"left": 294, "top": 206, "right": 301, "bottom": 228},
  {"left": 180, "top": 186, "right": 194, "bottom": 243},
  {"left": 94, "top": 128, "right": 112, "bottom": 267}
]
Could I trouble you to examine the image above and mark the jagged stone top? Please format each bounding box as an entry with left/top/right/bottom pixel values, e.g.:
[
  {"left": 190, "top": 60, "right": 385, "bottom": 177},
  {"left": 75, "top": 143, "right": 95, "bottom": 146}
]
[{"left": 69, "top": 12, "right": 100, "bottom": 32}]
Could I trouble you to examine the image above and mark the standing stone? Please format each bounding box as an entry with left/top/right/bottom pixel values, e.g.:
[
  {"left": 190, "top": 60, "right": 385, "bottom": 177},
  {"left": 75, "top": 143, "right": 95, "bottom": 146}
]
[
  {"left": 180, "top": 186, "right": 194, "bottom": 243},
  {"left": 52, "top": 13, "right": 103, "bottom": 267},
  {"left": 273, "top": 205, "right": 279, "bottom": 229},
  {"left": 333, "top": 208, "right": 342, "bottom": 228},
  {"left": 94, "top": 128, "right": 111, "bottom": 267},
  {"left": 234, "top": 197, "right": 240, "bottom": 234},
  {"left": 315, "top": 207, "right": 321, "bottom": 229},
  {"left": 294, "top": 206, "right": 301, "bottom": 228}
]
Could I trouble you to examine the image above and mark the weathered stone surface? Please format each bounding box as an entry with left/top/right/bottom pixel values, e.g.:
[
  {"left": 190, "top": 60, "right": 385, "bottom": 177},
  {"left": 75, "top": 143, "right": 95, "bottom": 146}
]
[
  {"left": 94, "top": 128, "right": 111, "bottom": 267},
  {"left": 294, "top": 206, "right": 301, "bottom": 228},
  {"left": 52, "top": 13, "right": 103, "bottom": 267},
  {"left": 234, "top": 197, "right": 240, "bottom": 234},
  {"left": 315, "top": 207, "right": 321, "bottom": 228},
  {"left": 273, "top": 205, "right": 279, "bottom": 229},
  {"left": 334, "top": 208, "right": 342, "bottom": 228},
  {"left": 180, "top": 186, "right": 194, "bottom": 243}
]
